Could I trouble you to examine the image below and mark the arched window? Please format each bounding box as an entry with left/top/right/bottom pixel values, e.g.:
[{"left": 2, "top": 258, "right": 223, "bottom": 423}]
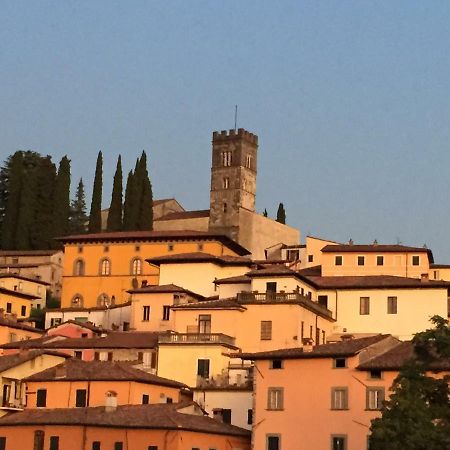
[
  {"left": 97, "top": 293, "right": 110, "bottom": 307},
  {"left": 73, "top": 259, "right": 85, "bottom": 276},
  {"left": 71, "top": 294, "right": 84, "bottom": 308},
  {"left": 99, "top": 258, "right": 111, "bottom": 276},
  {"left": 131, "top": 258, "right": 142, "bottom": 275}
]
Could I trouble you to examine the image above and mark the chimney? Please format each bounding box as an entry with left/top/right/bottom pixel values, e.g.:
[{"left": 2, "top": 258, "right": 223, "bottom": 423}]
[
  {"left": 105, "top": 391, "right": 117, "bottom": 412},
  {"left": 421, "top": 273, "right": 429, "bottom": 282}
]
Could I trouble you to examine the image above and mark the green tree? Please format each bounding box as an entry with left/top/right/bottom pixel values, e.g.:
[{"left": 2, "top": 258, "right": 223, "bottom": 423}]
[
  {"left": 123, "top": 170, "right": 138, "bottom": 231},
  {"left": 276, "top": 202, "right": 286, "bottom": 224},
  {"left": 107, "top": 155, "right": 123, "bottom": 231},
  {"left": 369, "top": 316, "right": 450, "bottom": 450},
  {"left": 69, "top": 178, "right": 88, "bottom": 234},
  {"left": 135, "top": 151, "right": 153, "bottom": 230},
  {"left": 88, "top": 151, "right": 103, "bottom": 233},
  {"left": 52, "top": 156, "right": 71, "bottom": 242},
  {"left": 263, "top": 208, "right": 268, "bottom": 217}
]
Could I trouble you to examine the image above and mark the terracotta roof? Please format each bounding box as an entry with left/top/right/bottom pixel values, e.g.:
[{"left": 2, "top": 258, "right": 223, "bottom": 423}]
[
  {"left": 153, "top": 198, "right": 181, "bottom": 206},
  {"left": 430, "top": 263, "right": 450, "bottom": 269},
  {"left": 238, "top": 335, "right": 391, "bottom": 360},
  {"left": 147, "top": 252, "right": 253, "bottom": 267},
  {"left": 0, "top": 264, "right": 39, "bottom": 269},
  {"left": 321, "top": 244, "right": 434, "bottom": 262},
  {"left": 306, "top": 235, "right": 342, "bottom": 244},
  {"left": 127, "top": 284, "right": 204, "bottom": 299},
  {"left": 172, "top": 298, "right": 245, "bottom": 310},
  {"left": 0, "top": 402, "right": 250, "bottom": 437},
  {"left": 47, "top": 301, "right": 131, "bottom": 313},
  {"left": 298, "top": 274, "right": 450, "bottom": 290},
  {"left": 357, "top": 341, "right": 450, "bottom": 371},
  {"left": 297, "top": 265, "right": 322, "bottom": 276},
  {"left": 0, "top": 331, "right": 164, "bottom": 350},
  {"left": 46, "top": 320, "right": 105, "bottom": 334},
  {"left": 0, "top": 317, "right": 43, "bottom": 333},
  {"left": 0, "top": 287, "right": 39, "bottom": 300},
  {"left": 24, "top": 359, "right": 187, "bottom": 388},
  {"left": 0, "top": 350, "right": 69, "bottom": 373},
  {"left": 155, "top": 210, "right": 210, "bottom": 221},
  {"left": 0, "top": 250, "right": 60, "bottom": 257},
  {"left": 0, "top": 274, "right": 50, "bottom": 286},
  {"left": 246, "top": 264, "right": 295, "bottom": 277},
  {"left": 214, "top": 275, "right": 251, "bottom": 285}
]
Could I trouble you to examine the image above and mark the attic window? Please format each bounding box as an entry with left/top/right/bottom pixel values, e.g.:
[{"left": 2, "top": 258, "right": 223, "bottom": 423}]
[
  {"left": 369, "top": 369, "right": 382, "bottom": 379},
  {"left": 333, "top": 358, "right": 347, "bottom": 368},
  {"left": 270, "top": 359, "right": 283, "bottom": 369}
]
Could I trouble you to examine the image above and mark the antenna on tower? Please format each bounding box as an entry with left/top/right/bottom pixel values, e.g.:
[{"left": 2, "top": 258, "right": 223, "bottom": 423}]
[{"left": 234, "top": 105, "right": 238, "bottom": 131}]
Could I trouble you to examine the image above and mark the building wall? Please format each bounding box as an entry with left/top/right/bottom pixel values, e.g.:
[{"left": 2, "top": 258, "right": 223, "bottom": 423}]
[
  {"left": 0, "top": 277, "right": 46, "bottom": 310},
  {"left": 321, "top": 251, "right": 430, "bottom": 278},
  {"left": 26, "top": 380, "right": 182, "bottom": 408},
  {"left": 0, "top": 292, "right": 31, "bottom": 320},
  {"left": 46, "top": 323, "right": 99, "bottom": 339},
  {"left": 62, "top": 240, "right": 235, "bottom": 308},
  {"left": 153, "top": 216, "right": 209, "bottom": 232},
  {"left": 0, "top": 325, "right": 42, "bottom": 348},
  {"left": 430, "top": 266, "right": 450, "bottom": 281},
  {"left": 218, "top": 283, "right": 251, "bottom": 299},
  {"left": 130, "top": 292, "right": 175, "bottom": 331},
  {"left": 300, "top": 236, "right": 340, "bottom": 268}
]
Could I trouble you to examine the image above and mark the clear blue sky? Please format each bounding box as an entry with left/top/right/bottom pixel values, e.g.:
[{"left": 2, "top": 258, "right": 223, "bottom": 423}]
[{"left": 1, "top": 1, "right": 450, "bottom": 260}]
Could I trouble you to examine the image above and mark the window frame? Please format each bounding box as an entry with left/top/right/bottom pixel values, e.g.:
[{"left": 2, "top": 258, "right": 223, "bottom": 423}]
[
  {"left": 49, "top": 436, "right": 59, "bottom": 450},
  {"left": 412, "top": 255, "right": 420, "bottom": 266},
  {"left": 331, "top": 387, "right": 348, "bottom": 410},
  {"left": 36, "top": 389, "right": 47, "bottom": 407},
  {"left": 387, "top": 296, "right": 397, "bottom": 314},
  {"left": 142, "top": 305, "right": 151, "bottom": 321},
  {"left": 260, "top": 320, "right": 273, "bottom": 340},
  {"left": 331, "top": 434, "right": 347, "bottom": 450},
  {"left": 75, "top": 389, "right": 87, "bottom": 407},
  {"left": 357, "top": 255, "right": 365, "bottom": 266},
  {"left": 130, "top": 258, "right": 143, "bottom": 275},
  {"left": 360, "top": 297, "right": 370, "bottom": 315},
  {"left": 99, "top": 258, "right": 111, "bottom": 276},
  {"left": 366, "top": 387, "right": 385, "bottom": 410},
  {"left": 376, "top": 255, "right": 384, "bottom": 266},
  {"left": 267, "top": 387, "right": 284, "bottom": 410},
  {"left": 335, "top": 255, "right": 343, "bottom": 266},
  {"left": 266, "top": 434, "right": 281, "bottom": 450}
]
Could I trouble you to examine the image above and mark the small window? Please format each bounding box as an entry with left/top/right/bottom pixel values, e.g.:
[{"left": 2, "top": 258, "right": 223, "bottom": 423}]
[
  {"left": 266, "top": 282, "right": 277, "bottom": 293},
  {"left": 36, "top": 389, "right": 47, "bottom": 407},
  {"left": 168, "top": 244, "right": 174, "bottom": 252},
  {"left": 223, "top": 202, "right": 227, "bottom": 213},
  {"left": 71, "top": 294, "right": 84, "bottom": 308},
  {"left": 197, "top": 359, "right": 210, "bottom": 379},
  {"left": 366, "top": 387, "right": 384, "bottom": 410},
  {"left": 131, "top": 258, "right": 142, "bottom": 275},
  {"left": 148, "top": 447, "right": 158, "bottom": 450},
  {"left": 260, "top": 321, "right": 272, "bottom": 340},
  {"left": 166, "top": 397, "right": 173, "bottom": 404},
  {"left": 142, "top": 394, "right": 149, "bottom": 404},
  {"left": 270, "top": 359, "right": 283, "bottom": 369},
  {"left": 0, "top": 437, "right": 5, "bottom": 450},
  {"left": 92, "top": 442, "right": 101, "bottom": 450},
  {"left": 74, "top": 351, "right": 83, "bottom": 359},
  {"left": 143, "top": 306, "right": 151, "bottom": 321},
  {"left": 247, "top": 409, "right": 253, "bottom": 425},
  {"left": 223, "top": 177, "right": 230, "bottom": 189},
  {"left": 331, "top": 435, "right": 347, "bottom": 450},
  {"left": 114, "top": 443, "right": 123, "bottom": 450},
  {"left": 360, "top": 297, "right": 370, "bottom": 315},
  {"left": 34, "top": 430, "right": 45, "bottom": 450},
  {"left": 6, "top": 303, "right": 11, "bottom": 313},
  {"left": 267, "top": 435, "right": 280, "bottom": 450},
  {"left": 222, "top": 408, "right": 232, "bottom": 424},
  {"left": 387, "top": 296, "right": 397, "bottom": 314},
  {"left": 331, "top": 387, "right": 348, "bottom": 410},
  {"left": 376, "top": 255, "right": 384, "bottom": 266},
  {"left": 21, "top": 305, "right": 26, "bottom": 317},
  {"left": 99, "top": 258, "right": 111, "bottom": 276},
  {"left": 222, "top": 151, "right": 232, "bottom": 166},
  {"left": 335, "top": 255, "right": 343, "bottom": 266},
  {"left": 50, "top": 436, "right": 59, "bottom": 450},
  {"left": 267, "top": 387, "right": 284, "bottom": 410},
  {"left": 357, "top": 256, "right": 365, "bottom": 266},
  {"left": 333, "top": 358, "right": 347, "bottom": 368},
  {"left": 412, "top": 255, "right": 420, "bottom": 266},
  {"left": 162, "top": 305, "right": 171, "bottom": 321},
  {"left": 135, "top": 245, "right": 141, "bottom": 252},
  {"left": 74, "top": 259, "right": 85, "bottom": 276},
  {"left": 246, "top": 154, "right": 252, "bottom": 168},
  {"left": 103, "top": 245, "right": 109, "bottom": 253},
  {"left": 77, "top": 246, "right": 83, "bottom": 253},
  {"left": 75, "top": 389, "right": 87, "bottom": 407},
  {"left": 369, "top": 369, "right": 382, "bottom": 379},
  {"left": 197, "top": 243, "right": 203, "bottom": 251},
  {"left": 308, "top": 254, "right": 314, "bottom": 263},
  {"left": 318, "top": 295, "right": 328, "bottom": 308}
]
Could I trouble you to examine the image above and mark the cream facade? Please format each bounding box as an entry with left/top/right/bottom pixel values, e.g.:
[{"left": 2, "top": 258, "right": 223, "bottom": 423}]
[{"left": 0, "top": 275, "right": 48, "bottom": 310}]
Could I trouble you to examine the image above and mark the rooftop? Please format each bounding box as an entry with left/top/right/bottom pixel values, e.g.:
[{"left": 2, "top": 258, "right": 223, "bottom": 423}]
[
  {"left": 127, "top": 283, "right": 204, "bottom": 299},
  {"left": 0, "top": 250, "right": 61, "bottom": 257},
  {"left": 0, "top": 274, "right": 50, "bottom": 286},
  {"left": 0, "top": 287, "right": 39, "bottom": 300},
  {"left": 155, "top": 209, "right": 210, "bottom": 221},
  {"left": 172, "top": 298, "right": 245, "bottom": 310},
  {"left": 214, "top": 275, "right": 251, "bottom": 285},
  {"left": 0, "top": 317, "right": 42, "bottom": 333},
  {"left": 0, "top": 350, "right": 69, "bottom": 373},
  {"left": 147, "top": 252, "right": 253, "bottom": 267}
]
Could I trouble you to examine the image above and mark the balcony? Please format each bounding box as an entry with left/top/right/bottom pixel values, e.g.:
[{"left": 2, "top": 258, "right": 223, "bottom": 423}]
[
  {"left": 236, "top": 292, "right": 333, "bottom": 318},
  {"left": 158, "top": 333, "right": 236, "bottom": 346}
]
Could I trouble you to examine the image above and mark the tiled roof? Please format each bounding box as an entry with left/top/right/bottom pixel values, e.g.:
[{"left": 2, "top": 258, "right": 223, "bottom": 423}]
[
  {"left": 0, "top": 350, "right": 69, "bottom": 373},
  {"left": 24, "top": 359, "right": 187, "bottom": 388},
  {"left": 0, "top": 274, "right": 50, "bottom": 285},
  {"left": 238, "top": 335, "right": 391, "bottom": 360},
  {"left": 0, "top": 264, "right": 38, "bottom": 269},
  {"left": 48, "top": 301, "right": 131, "bottom": 313},
  {"left": 46, "top": 320, "right": 105, "bottom": 333},
  {"left": 430, "top": 263, "right": 450, "bottom": 269},
  {"left": 297, "top": 265, "right": 322, "bottom": 276},
  {"left": 127, "top": 284, "right": 204, "bottom": 299},
  {"left": 0, "top": 250, "right": 60, "bottom": 257},
  {"left": 357, "top": 341, "right": 450, "bottom": 371},
  {"left": 214, "top": 275, "right": 251, "bottom": 284},
  {"left": 0, "top": 403, "right": 251, "bottom": 437},
  {"left": 172, "top": 298, "right": 245, "bottom": 310},
  {"left": 246, "top": 264, "right": 295, "bottom": 277},
  {"left": 147, "top": 252, "right": 252, "bottom": 267},
  {"left": 155, "top": 210, "right": 210, "bottom": 221},
  {"left": 58, "top": 231, "right": 250, "bottom": 256},
  {"left": 298, "top": 274, "right": 450, "bottom": 290},
  {"left": 0, "top": 317, "right": 43, "bottom": 333},
  {"left": 0, "top": 287, "right": 39, "bottom": 300}
]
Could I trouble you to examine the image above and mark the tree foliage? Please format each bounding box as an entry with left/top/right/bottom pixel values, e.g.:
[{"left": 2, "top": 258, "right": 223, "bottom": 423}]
[
  {"left": 69, "top": 178, "right": 88, "bottom": 234},
  {"left": 88, "top": 151, "right": 103, "bottom": 233},
  {"left": 276, "top": 202, "right": 286, "bottom": 224},
  {"left": 52, "top": 156, "right": 71, "bottom": 243},
  {"left": 369, "top": 316, "right": 450, "bottom": 450},
  {"left": 107, "top": 155, "right": 123, "bottom": 231}
]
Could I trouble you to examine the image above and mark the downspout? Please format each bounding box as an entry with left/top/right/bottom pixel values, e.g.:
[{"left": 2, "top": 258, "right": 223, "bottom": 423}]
[
  {"left": 87, "top": 381, "right": 91, "bottom": 407},
  {"left": 82, "top": 425, "right": 87, "bottom": 450},
  {"left": 405, "top": 252, "right": 408, "bottom": 278}
]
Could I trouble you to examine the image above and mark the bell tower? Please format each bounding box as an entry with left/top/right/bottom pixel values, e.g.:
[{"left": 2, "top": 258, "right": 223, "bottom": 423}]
[{"left": 208, "top": 128, "right": 258, "bottom": 242}]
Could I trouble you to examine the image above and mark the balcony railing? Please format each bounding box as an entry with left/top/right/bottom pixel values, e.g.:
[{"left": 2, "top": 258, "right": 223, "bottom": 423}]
[
  {"left": 236, "top": 292, "right": 333, "bottom": 318},
  {"left": 158, "top": 333, "right": 236, "bottom": 346}
]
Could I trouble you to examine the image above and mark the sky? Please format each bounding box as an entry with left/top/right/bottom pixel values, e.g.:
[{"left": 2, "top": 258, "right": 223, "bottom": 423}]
[{"left": 1, "top": 1, "right": 450, "bottom": 260}]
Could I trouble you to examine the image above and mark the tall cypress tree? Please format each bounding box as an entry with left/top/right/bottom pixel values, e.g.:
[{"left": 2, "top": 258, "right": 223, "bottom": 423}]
[
  {"left": 107, "top": 155, "right": 123, "bottom": 231},
  {"left": 123, "top": 170, "right": 137, "bottom": 231},
  {"left": 52, "top": 156, "right": 71, "bottom": 241},
  {"left": 276, "top": 202, "right": 286, "bottom": 224},
  {"left": 88, "top": 151, "right": 103, "bottom": 233},
  {"left": 135, "top": 151, "right": 153, "bottom": 230},
  {"left": 69, "top": 178, "right": 88, "bottom": 234}
]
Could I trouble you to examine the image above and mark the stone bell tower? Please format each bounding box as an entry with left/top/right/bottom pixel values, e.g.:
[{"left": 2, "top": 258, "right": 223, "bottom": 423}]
[{"left": 208, "top": 128, "right": 258, "bottom": 243}]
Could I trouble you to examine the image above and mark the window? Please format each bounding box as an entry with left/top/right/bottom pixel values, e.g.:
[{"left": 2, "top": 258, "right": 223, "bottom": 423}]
[
  {"left": 143, "top": 306, "right": 151, "bottom": 321},
  {"left": 223, "top": 177, "right": 230, "bottom": 189},
  {"left": 21, "top": 305, "right": 26, "bottom": 316},
  {"left": 131, "top": 258, "right": 142, "bottom": 275},
  {"left": 331, "top": 435, "right": 347, "bottom": 450},
  {"left": 77, "top": 246, "right": 83, "bottom": 253},
  {"left": 223, "top": 202, "right": 228, "bottom": 213},
  {"left": 261, "top": 321, "right": 272, "bottom": 340},
  {"left": 412, "top": 255, "right": 420, "bottom": 266},
  {"left": 358, "top": 255, "right": 365, "bottom": 266},
  {"left": 308, "top": 254, "right": 314, "bottom": 263},
  {"left": 266, "top": 282, "right": 277, "bottom": 292},
  {"left": 335, "top": 255, "right": 343, "bottom": 266},
  {"left": 6, "top": 303, "right": 11, "bottom": 314},
  {"left": 71, "top": 294, "right": 83, "bottom": 308},
  {"left": 267, "top": 435, "right": 280, "bottom": 450},
  {"left": 99, "top": 258, "right": 111, "bottom": 276},
  {"left": 18, "top": 281, "right": 23, "bottom": 291},
  {"left": 376, "top": 255, "right": 384, "bottom": 266},
  {"left": 9, "top": 333, "right": 16, "bottom": 343},
  {"left": 334, "top": 358, "right": 347, "bottom": 368},
  {"left": 197, "top": 359, "right": 210, "bottom": 379},
  {"left": 74, "top": 259, "right": 85, "bottom": 276},
  {"left": 36, "top": 389, "right": 47, "bottom": 407},
  {"left": 198, "top": 314, "right": 211, "bottom": 333},
  {"left": 318, "top": 295, "right": 328, "bottom": 308},
  {"left": 74, "top": 351, "right": 83, "bottom": 359},
  {"left": 360, "top": 297, "right": 370, "bottom": 315},
  {"left": 366, "top": 387, "right": 384, "bottom": 410},
  {"left": 75, "top": 389, "right": 87, "bottom": 407},
  {"left": 387, "top": 296, "right": 397, "bottom": 314},
  {"left": 331, "top": 387, "right": 348, "bottom": 410},
  {"left": 92, "top": 442, "right": 101, "bottom": 450},
  {"left": 114, "top": 443, "right": 123, "bottom": 450},
  {"left": 166, "top": 397, "right": 173, "bottom": 403},
  {"left": 108, "top": 352, "right": 113, "bottom": 361},
  {"left": 135, "top": 245, "right": 141, "bottom": 252},
  {"left": 168, "top": 243, "right": 174, "bottom": 251},
  {"left": 103, "top": 246, "right": 109, "bottom": 253},
  {"left": 300, "top": 321, "right": 304, "bottom": 340},
  {"left": 247, "top": 409, "right": 253, "bottom": 425},
  {"left": 222, "top": 408, "right": 232, "bottom": 424},
  {"left": 0, "top": 437, "right": 6, "bottom": 450},
  {"left": 246, "top": 154, "right": 252, "bottom": 168},
  {"left": 34, "top": 430, "right": 45, "bottom": 450},
  {"left": 50, "top": 436, "right": 59, "bottom": 450},
  {"left": 369, "top": 369, "right": 382, "bottom": 379},
  {"left": 222, "top": 151, "right": 232, "bottom": 166},
  {"left": 37, "top": 285, "right": 42, "bottom": 295},
  {"left": 148, "top": 447, "right": 158, "bottom": 450},
  {"left": 97, "top": 293, "right": 110, "bottom": 307},
  {"left": 270, "top": 359, "right": 283, "bottom": 369},
  {"left": 142, "top": 394, "right": 149, "bottom": 404},
  {"left": 267, "top": 387, "right": 284, "bottom": 410},
  {"left": 162, "top": 305, "right": 171, "bottom": 321}
]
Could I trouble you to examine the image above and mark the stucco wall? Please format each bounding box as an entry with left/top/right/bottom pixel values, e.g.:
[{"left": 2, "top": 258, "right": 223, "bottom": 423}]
[{"left": 153, "top": 216, "right": 209, "bottom": 232}]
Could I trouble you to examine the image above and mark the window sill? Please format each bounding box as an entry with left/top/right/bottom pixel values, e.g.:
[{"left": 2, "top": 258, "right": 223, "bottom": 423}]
[
  {"left": 266, "top": 408, "right": 284, "bottom": 411},
  {"left": 365, "top": 408, "right": 381, "bottom": 411},
  {"left": 330, "top": 408, "right": 349, "bottom": 411}
]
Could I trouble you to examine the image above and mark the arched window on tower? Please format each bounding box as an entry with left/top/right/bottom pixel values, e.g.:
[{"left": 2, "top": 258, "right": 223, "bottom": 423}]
[
  {"left": 99, "top": 258, "right": 111, "bottom": 276},
  {"left": 131, "top": 258, "right": 142, "bottom": 276},
  {"left": 73, "top": 259, "right": 85, "bottom": 276},
  {"left": 222, "top": 151, "right": 232, "bottom": 167}
]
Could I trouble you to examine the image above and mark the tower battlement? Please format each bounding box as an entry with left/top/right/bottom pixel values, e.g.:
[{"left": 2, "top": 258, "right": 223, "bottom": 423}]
[{"left": 212, "top": 128, "right": 258, "bottom": 145}]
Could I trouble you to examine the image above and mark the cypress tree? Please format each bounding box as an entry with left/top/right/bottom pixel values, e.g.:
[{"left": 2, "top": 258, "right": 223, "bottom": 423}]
[
  {"left": 123, "top": 170, "right": 138, "bottom": 231},
  {"left": 52, "top": 156, "right": 71, "bottom": 241},
  {"left": 263, "top": 208, "right": 268, "bottom": 217},
  {"left": 276, "top": 203, "right": 286, "bottom": 224},
  {"left": 107, "top": 155, "right": 123, "bottom": 231},
  {"left": 135, "top": 151, "right": 153, "bottom": 230},
  {"left": 69, "top": 178, "right": 88, "bottom": 234},
  {"left": 88, "top": 151, "right": 103, "bottom": 233}
]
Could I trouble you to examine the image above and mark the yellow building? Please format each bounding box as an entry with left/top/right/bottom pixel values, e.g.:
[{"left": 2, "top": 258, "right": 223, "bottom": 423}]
[
  {"left": 0, "top": 317, "right": 42, "bottom": 346},
  {"left": 0, "top": 287, "right": 38, "bottom": 320},
  {"left": 0, "top": 274, "right": 48, "bottom": 310},
  {"left": 59, "top": 230, "right": 249, "bottom": 309}
]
